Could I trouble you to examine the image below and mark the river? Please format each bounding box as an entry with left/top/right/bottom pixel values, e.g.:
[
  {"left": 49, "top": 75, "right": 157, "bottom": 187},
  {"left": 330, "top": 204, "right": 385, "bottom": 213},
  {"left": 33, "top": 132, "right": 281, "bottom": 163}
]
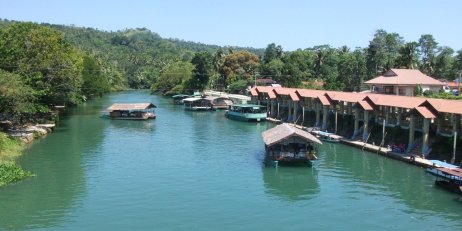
[{"left": 0, "top": 90, "right": 461, "bottom": 230}]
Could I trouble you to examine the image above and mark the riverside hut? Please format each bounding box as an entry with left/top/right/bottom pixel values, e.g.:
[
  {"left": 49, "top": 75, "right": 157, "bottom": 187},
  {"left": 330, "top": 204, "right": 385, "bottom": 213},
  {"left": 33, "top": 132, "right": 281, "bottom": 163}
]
[
  {"left": 107, "top": 103, "right": 156, "bottom": 120},
  {"left": 262, "top": 123, "right": 322, "bottom": 166}
]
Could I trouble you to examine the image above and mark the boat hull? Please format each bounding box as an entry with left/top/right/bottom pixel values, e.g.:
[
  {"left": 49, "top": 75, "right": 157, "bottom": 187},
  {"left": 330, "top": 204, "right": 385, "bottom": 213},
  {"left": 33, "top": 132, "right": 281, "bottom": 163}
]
[
  {"left": 427, "top": 167, "right": 462, "bottom": 182},
  {"left": 435, "top": 180, "right": 462, "bottom": 194},
  {"left": 184, "top": 107, "right": 213, "bottom": 111},
  {"left": 225, "top": 111, "right": 266, "bottom": 122}
]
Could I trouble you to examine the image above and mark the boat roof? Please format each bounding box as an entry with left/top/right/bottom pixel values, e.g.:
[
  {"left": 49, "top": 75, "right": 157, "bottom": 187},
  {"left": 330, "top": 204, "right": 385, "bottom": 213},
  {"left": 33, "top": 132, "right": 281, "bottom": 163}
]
[
  {"left": 107, "top": 103, "right": 156, "bottom": 111},
  {"left": 262, "top": 123, "right": 322, "bottom": 146},
  {"left": 232, "top": 104, "right": 266, "bottom": 108},
  {"left": 172, "top": 94, "right": 190, "bottom": 98},
  {"left": 318, "top": 131, "right": 333, "bottom": 136},
  {"left": 182, "top": 97, "right": 205, "bottom": 102},
  {"left": 428, "top": 160, "right": 460, "bottom": 169},
  {"left": 435, "top": 167, "right": 462, "bottom": 178}
]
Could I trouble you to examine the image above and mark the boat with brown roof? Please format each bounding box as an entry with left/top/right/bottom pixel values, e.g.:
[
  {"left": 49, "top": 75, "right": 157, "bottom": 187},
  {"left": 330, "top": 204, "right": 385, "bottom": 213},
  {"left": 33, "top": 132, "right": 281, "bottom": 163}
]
[
  {"left": 262, "top": 123, "right": 322, "bottom": 167},
  {"left": 105, "top": 103, "right": 157, "bottom": 120}
]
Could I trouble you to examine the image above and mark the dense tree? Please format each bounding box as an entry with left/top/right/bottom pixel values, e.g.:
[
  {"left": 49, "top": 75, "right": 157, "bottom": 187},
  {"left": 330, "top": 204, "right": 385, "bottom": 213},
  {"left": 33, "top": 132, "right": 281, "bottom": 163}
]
[
  {"left": 453, "top": 50, "right": 462, "bottom": 78},
  {"left": 279, "top": 49, "right": 315, "bottom": 87},
  {"left": 418, "top": 34, "right": 438, "bottom": 75},
  {"left": 311, "top": 45, "right": 340, "bottom": 90},
  {"left": 397, "top": 42, "right": 419, "bottom": 69},
  {"left": 210, "top": 49, "right": 226, "bottom": 89},
  {"left": 0, "top": 23, "right": 85, "bottom": 106},
  {"left": 433, "top": 46, "right": 455, "bottom": 80},
  {"left": 186, "top": 51, "right": 213, "bottom": 93},
  {"left": 366, "top": 29, "right": 404, "bottom": 78},
  {"left": 263, "top": 43, "right": 283, "bottom": 64},
  {"left": 81, "top": 55, "right": 111, "bottom": 98},
  {"left": 150, "top": 61, "right": 193, "bottom": 95},
  {"left": 0, "top": 70, "right": 38, "bottom": 121},
  {"left": 219, "top": 51, "right": 260, "bottom": 88}
]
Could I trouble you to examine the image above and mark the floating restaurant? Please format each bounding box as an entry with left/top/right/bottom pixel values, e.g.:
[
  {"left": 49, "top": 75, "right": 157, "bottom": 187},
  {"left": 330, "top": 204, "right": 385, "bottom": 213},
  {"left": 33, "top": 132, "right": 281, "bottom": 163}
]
[
  {"left": 262, "top": 123, "right": 321, "bottom": 167},
  {"left": 106, "top": 103, "right": 157, "bottom": 120},
  {"left": 250, "top": 83, "right": 462, "bottom": 160}
]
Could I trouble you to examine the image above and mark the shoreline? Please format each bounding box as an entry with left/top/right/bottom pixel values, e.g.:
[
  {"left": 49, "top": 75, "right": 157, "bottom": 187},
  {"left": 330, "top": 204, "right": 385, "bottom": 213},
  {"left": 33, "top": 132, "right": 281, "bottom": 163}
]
[{"left": 0, "top": 124, "right": 55, "bottom": 186}]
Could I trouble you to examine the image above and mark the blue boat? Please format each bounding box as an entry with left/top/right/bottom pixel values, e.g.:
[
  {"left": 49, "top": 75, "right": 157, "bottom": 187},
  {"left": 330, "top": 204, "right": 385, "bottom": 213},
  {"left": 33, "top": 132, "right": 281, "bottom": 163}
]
[
  {"left": 427, "top": 160, "right": 462, "bottom": 181},
  {"left": 225, "top": 104, "right": 267, "bottom": 122}
]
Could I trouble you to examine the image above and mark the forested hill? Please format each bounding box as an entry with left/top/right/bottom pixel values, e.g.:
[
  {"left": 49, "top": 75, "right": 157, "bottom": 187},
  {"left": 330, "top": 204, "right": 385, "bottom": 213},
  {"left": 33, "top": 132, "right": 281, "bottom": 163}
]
[
  {"left": 45, "top": 23, "right": 265, "bottom": 88},
  {"left": 1, "top": 19, "right": 462, "bottom": 125}
]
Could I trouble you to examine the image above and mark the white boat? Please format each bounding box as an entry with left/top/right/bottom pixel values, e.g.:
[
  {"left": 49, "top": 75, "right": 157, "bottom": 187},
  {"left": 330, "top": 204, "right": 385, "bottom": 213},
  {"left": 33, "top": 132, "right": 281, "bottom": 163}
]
[
  {"left": 225, "top": 104, "right": 267, "bottom": 122},
  {"left": 183, "top": 97, "right": 213, "bottom": 111}
]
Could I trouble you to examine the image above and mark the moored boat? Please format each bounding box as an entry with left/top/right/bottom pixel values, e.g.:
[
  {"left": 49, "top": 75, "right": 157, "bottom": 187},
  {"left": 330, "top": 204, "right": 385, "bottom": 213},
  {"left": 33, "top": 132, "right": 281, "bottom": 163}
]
[
  {"left": 433, "top": 167, "right": 462, "bottom": 195},
  {"left": 426, "top": 160, "right": 462, "bottom": 181},
  {"left": 183, "top": 97, "right": 213, "bottom": 111},
  {"left": 225, "top": 104, "right": 267, "bottom": 122},
  {"left": 208, "top": 96, "right": 234, "bottom": 110},
  {"left": 106, "top": 103, "right": 156, "bottom": 120},
  {"left": 261, "top": 123, "right": 322, "bottom": 167},
  {"left": 172, "top": 94, "right": 190, "bottom": 104}
]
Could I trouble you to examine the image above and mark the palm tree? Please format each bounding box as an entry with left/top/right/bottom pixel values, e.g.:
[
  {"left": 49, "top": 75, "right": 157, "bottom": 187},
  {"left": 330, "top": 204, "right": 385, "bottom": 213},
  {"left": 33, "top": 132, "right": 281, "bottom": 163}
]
[{"left": 398, "top": 42, "right": 419, "bottom": 69}]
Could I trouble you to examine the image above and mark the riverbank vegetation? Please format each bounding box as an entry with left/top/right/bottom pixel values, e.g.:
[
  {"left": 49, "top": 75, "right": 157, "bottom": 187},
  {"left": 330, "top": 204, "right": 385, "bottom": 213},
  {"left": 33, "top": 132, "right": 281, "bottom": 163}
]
[{"left": 0, "top": 132, "right": 34, "bottom": 186}]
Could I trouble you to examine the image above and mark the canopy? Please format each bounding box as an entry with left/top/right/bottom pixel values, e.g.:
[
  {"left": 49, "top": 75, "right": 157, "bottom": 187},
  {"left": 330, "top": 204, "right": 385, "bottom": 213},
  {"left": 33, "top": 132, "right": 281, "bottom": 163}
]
[
  {"left": 262, "top": 123, "right": 322, "bottom": 147},
  {"left": 107, "top": 103, "right": 156, "bottom": 111}
]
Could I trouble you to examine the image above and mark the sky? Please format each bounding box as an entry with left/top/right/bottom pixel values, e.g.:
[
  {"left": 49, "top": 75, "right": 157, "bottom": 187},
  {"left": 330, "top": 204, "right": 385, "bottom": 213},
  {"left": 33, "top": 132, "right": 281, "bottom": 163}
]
[{"left": 0, "top": 0, "right": 461, "bottom": 51}]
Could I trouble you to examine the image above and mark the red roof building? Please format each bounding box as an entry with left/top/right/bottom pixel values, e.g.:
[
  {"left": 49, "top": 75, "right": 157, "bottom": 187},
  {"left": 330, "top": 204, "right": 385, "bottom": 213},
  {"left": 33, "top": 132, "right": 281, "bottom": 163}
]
[{"left": 365, "top": 69, "right": 444, "bottom": 96}]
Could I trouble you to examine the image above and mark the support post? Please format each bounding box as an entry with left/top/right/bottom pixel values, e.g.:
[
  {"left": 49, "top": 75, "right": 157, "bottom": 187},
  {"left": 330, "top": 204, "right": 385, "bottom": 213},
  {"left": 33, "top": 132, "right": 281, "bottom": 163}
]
[
  {"left": 354, "top": 108, "right": 359, "bottom": 138},
  {"left": 335, "top": 109, "right": 338, "bottom": 134},
  {"left": 421, "top": 118, "right": 430, "bottom": 157},
  {"left": 277, "top": 102, "right": 280, "bottom": 119},
  {"left": 408, "top": 115, "right": 416, "bottom": 152},
  {"left": 293, "top": 101, "right": 299, "bottom": 123},
  {"left": 315, "top": 103, "right": 321, "bottom": 127},
  {"left": 363, "top": 110, "right": 369, "bottom": 141},
  {"left": 452, "top": 131, "right": 457, "bottom": 164},
  {"left": 271, "top": 100, "right": 276, "bottom": 118},
  {"left": 322, "top": 106, "right": 328, "bottom": 131}
]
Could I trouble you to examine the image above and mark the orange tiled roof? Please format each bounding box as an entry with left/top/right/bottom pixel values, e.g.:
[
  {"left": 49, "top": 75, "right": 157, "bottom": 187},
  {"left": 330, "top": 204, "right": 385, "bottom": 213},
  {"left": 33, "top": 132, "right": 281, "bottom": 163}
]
[
  {"left": 425, "top": 98, "right": 462, "bottom": 114},
  {"left": 250, "top": 88, "right": 258, "bottom": 96},
  {"left": 256, "top": 86, "right": 462, "bottom": 116},
  {"left": 365, "top": 94, "right": 426, "bottom": 109},
  {"left": 318, "top": 95, "right": 330, "bottom": 106},
  {"left": 415, "top": 106, "right": 437, "bottom": 119},
  {"left": 364, "top": 69, "right": 444, "bottom": 86},
  {"left": 254, "top": 86, "right": 277, "bottom": 99},
  {"left": 296, "top": 89, "right": 326, "bottom": 98},
  {"left": 358, "top": 100, "right": 374, "bottom": 111},
  {"left": 325, "top": 91, "right": 369, "bottom": 103},
  {"left": 273, "top": 87, "right": 299, "bottom": 101}
]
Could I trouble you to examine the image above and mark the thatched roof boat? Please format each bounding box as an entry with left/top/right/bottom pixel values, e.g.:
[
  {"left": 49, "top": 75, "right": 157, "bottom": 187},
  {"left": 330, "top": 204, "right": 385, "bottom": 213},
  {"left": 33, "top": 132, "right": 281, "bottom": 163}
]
[
  {"left": 262, "top": 123, "right": 322, "bottom": 166},
  {"left": 106, "top": 103, "right": 156, "bottom": 120}
]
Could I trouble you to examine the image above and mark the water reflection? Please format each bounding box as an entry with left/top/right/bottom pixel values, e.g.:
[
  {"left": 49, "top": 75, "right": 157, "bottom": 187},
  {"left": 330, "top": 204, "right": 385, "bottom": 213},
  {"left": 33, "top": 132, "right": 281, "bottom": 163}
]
[
  {"left": 263, "top": 167, "right": 320, "bottom": 201},
  {"left": 0, "top": 95, "right": 113, "bottom": 230},
  {"left": 107, "top": 119, "right": 156, "bottom": 133}
]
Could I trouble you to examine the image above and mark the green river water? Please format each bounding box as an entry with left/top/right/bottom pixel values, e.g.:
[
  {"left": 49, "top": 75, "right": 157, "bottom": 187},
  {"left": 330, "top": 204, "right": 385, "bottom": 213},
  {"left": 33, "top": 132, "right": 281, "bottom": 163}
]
[{"left": 0, "top": 90, "right": 461, "bottom": 230}]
